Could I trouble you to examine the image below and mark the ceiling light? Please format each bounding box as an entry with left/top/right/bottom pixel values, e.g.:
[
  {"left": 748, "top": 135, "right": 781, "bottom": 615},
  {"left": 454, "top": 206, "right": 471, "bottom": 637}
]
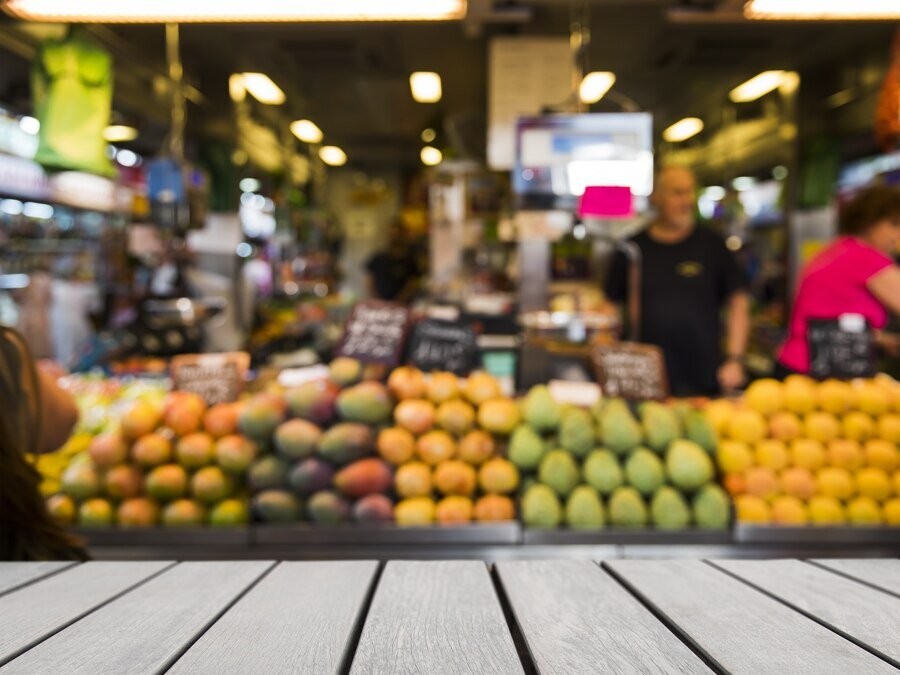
[
  {"left": 1, "top": 0, "right": 468, "bottom": 22},
  {"left": 103, "top": 125, "right": 138, "bottom": 142},
  {"left": 772, "top": 166, "right": 788, "bottom": 180},
  {"left": 319, "top": 146, "right": 347, "bottom": 167},
  {"left": 0, "top": 199, "right": 24, "bottom": 215},
  {"left": 729, "top": 71, "right": 787, "bottom": 102},
  {"left": 239, "top": 178, "right": 261, "bottom": 193},
  {"left": 410, "top": 72, "right": 442, "bottom": 103},
  {"left": 421, "top": 128, "right": 436, "bottom": 143},
  {"left": 229, "top": 74, "right": 246, "bottom": 102},
  {"left": 239, "top": 73, "right": 285, "bottom": 105},
  {"left": 579, "top": 71, "right": 616, "bottom": 104},
  {"left": 662, "top": 117, "right": 704, "bottom": 143},
  {"left": 732, "top": 176, "right": 756, "bottom": 191},
  {"left": 290, "top": 119, "right": 323, "bottom": 144},
  {"left": 745, "top": 0, "right": 900, "bottom": 20},
  {"left": 18, "top": 116, "right": 39, "bottom": 135},
  {"left": 421, "top": 146, "right": 443, "bottom": 166}
]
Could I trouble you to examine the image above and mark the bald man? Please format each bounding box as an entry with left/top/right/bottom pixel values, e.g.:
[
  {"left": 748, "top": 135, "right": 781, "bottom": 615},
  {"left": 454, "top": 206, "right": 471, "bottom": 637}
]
[{"left": 605, "top": 166, "right": 750, "bottom": 396}]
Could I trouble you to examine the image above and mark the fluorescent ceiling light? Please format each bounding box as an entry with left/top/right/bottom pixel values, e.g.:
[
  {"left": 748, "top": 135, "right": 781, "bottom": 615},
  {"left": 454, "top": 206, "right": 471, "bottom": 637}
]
[
  {"left": 729, "top": 71, "right": 789, "bottom": 102},
  {"left": 18, "top": 115, "right": 39, "bottom": 134},
  {"left": 0, "top": 199, "right": 24, "bottom": 215},
  {"left": 732, "top": 176, "right": 756, "bottom": 191},
  {"left": 229, "top": 74, "right": 246, "bottom": 102},
  {"left": 662, "top": 117, "right": 704, "bottom": 143},
  {"left": 290, "top": 119, "right": 323, "bottom": 144},
  {"left": 239, "top": 73, "right": 285, "bottom": 105},
  {"left": 103, "top": 125, "right": 138, "bottom": 142},
  {"left": 23, "top": 202, "right": 54, "bottom": 219},
  {"left": 579, "top": 71, "right": 616, "bottom": 104},
  {"left": 745, "top": 0, "right": 900, "bottom": 20},
  {"left": 704, "top": 186, "right": 726, "bottom": 201},
  {"left": 410, "top": 72, "right": 442, "bottom": 103},
  {"left": 420, "top": 146, "right": 443, "bottom": 166},
  {"left": 2, "top": 0, "right": 467, "bottom": 22},
  {"left": 319, "top": 146, "right": 347, "bottom": 167}
]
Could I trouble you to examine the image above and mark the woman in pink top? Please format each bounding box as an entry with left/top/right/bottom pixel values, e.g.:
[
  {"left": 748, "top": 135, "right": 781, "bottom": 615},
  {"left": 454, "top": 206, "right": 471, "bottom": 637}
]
[{"left": 778, "top": 185, "right": 900, "bottom": 377}]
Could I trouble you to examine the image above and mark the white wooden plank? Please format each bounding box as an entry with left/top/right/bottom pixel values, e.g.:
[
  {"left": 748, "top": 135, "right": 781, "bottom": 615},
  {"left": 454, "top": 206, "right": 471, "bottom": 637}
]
[
  {"left": 169, "top": 561, "right": 379, "bottom": 675},
  {"left": 714, "top": 559, "right": 900, "bottom": 666},
  {"left": 810, "top": 559, "right": 900, "bottom": 597},
  {"left": 496, "top": 560, "right": 710, "bottom": 675},
  {"left": 0, "top": 561, "right": 172, "bottom": 666},
  {"left": 605, "top": 559, "right": 896, "bottom": 675},
  {"left": 0, "top": 562, "right": 76, "bottom": 596},
  {"left": 350, "top": 560, "right": 523, "bottom": 675},
  {"left": 2, "top": 561, "right": 273, "bottom": 675}
]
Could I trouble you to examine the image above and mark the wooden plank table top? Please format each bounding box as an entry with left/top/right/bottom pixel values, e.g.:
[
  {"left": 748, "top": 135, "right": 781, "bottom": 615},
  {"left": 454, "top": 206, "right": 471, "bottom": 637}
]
[{"left": 1, "top": 558, "right": 897, "bottom": 674}]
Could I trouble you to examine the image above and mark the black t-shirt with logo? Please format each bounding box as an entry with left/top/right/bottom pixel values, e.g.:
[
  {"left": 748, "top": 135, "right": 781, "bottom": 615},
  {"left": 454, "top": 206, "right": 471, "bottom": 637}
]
[{"left": 604, "top": 226, "right": 747, "bottom": 397}]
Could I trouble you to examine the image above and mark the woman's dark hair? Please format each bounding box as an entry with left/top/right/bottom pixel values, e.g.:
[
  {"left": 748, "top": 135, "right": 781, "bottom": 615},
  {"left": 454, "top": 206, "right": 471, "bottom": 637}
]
[
  {"left": 840, "top": 184, "right": 900, "bottom": 236},
  {"left": 0, "top": 327, "right": 88, "bottom": 561}
]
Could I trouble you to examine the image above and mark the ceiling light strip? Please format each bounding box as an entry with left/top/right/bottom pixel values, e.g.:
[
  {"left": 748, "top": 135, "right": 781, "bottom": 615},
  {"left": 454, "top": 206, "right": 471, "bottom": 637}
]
[
  {"left": 745, "top": 0, "right": 900, "bottom": 20},
  {"left": 2, "top": 0, "right": 467, "bottom": 22}
]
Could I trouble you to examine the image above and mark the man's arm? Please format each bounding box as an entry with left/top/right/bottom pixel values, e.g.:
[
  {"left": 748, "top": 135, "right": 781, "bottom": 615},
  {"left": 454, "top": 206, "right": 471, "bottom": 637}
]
[{"left": 718, "top": 291, "right": 750, "bottom": 391}]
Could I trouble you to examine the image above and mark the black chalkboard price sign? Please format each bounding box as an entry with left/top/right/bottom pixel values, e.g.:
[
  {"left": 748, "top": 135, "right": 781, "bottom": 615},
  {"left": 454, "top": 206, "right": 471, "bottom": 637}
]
[
  {"left": 808, "top": 315, "right": 875, "bottom": 380},
  {"left": 591, "top": 342, "right": 668, "bottom": 401},
  {"left": 170, "top": 352, "right": 250, "bottom": 406},
  {"left": 406, "top": 318, "right": 479, "bottom": 376},
  {"left": 336, "top": 301, "right": 411, "bottom": 366}
]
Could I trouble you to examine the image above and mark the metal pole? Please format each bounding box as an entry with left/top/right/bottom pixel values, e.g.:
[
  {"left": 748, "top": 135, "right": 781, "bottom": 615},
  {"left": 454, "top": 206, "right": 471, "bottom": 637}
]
[{"left": 166, "top": 23, "right": 185, "bottom": 162}]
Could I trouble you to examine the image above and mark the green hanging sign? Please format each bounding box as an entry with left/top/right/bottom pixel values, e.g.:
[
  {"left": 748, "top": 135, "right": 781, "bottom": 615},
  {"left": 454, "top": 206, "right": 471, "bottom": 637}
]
[{"left": 32, "top": 31, "right": 115, "bottom": 177}]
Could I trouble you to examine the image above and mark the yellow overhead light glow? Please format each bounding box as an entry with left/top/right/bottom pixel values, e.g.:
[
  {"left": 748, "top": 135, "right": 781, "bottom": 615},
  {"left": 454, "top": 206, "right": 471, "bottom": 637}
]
[
  {"left": 239, "top": 73, "right": 285, "bottom": 105},
  {"left": 229, "top": 74, "right": 246, "bottom": 102},
  {"left": 420, "top": 146, "right": 443, "bottom": 166},
  {"left": 729, "top": 71, "right": 789, "bottom": 102},
  {"left": 2, "top": 0, "right": 467, "bottom": 22},
  {"left": 103, "top": 125, "right": 138, "bottom": 142},
  {"left": 745, "top": 0, "right": 900, "bottom": 20},
  {"left": 579, "top": 71, "right": 616, "bottom": 104},
  {"left": 319, "top": 146, "right": 347, "bottom": 166},
  {"left": 410, "top": 72, "right": 442, "bottom": 103},
  {"left": 290, "top": 119, "right": 324, "bottom": 144},
  {"left": 662, "top": 118, "right": 703, "bottom": 143}
]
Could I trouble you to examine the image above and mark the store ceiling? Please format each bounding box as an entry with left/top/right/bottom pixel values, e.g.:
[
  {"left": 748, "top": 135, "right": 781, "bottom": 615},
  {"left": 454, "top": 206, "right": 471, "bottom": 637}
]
[{"left": 0, "top": 1, "right": 894, "bottom": 171}]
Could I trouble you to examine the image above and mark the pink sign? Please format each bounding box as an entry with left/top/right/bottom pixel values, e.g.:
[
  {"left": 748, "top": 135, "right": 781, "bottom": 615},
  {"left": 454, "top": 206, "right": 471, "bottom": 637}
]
[{"left": 578, "top": 185, "right": 633, "bottom": 218}]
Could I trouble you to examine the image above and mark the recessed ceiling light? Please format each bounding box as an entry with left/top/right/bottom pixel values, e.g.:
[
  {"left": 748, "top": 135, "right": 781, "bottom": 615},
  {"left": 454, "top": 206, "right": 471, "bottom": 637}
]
[
  {"left": 410, "top": 72, "right": 441, "bottom": 103},
  {"left": 420, "top": 146, "right": 443, "bottom": 166},
  {"left": 729, "top": 71, "right": 790, "bottom": 102}
]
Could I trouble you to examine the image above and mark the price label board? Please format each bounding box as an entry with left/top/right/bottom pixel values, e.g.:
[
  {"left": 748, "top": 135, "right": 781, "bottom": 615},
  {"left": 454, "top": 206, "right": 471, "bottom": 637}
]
[
  {"left": 337, "top": 301, "right": 411, "bottom": 367},
  {"left": 171, "top": 352, "right": 250, "bottom": 406},
  {"left": 808, "top": 314, "right": 875, "bottom": 380},
  {"left": 591, "top": 342, "right": 668, "bottom": 401},
  {"left": 406, "top": 318, "right": 479, "bottom": 376}
]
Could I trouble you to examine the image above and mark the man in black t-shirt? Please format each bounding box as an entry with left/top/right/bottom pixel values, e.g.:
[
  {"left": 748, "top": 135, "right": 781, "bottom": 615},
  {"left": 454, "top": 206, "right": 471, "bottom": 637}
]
[
  {"left": 605, "top": 166, "right": 749, "bottom": 396},
  {"left": 366, "top": 222, "right": 424, "bottom": 303}
]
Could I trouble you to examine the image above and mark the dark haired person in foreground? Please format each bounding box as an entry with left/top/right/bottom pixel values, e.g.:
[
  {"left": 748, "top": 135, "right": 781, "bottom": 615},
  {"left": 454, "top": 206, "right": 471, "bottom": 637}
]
[
  {"left": 0, "top": 326, "right": 86, "bottom": 561},
  {"left": 777, "top": 185, "right": 900, "bottom": 377}
]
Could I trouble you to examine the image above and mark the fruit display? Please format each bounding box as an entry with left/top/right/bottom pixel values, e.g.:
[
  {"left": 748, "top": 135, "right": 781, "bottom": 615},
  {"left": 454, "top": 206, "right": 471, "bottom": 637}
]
[
  {"left": 43, "top": 391, "right": 252, "bottom": 528},
  {"left": 246, "top": 363, "right": 519, "bottom": 526},
  {"left": 712, "top": 376, "right": 900, "bottom": 527},
  {"left": 513, "top": 387, "right": 729, "bottom": 530}
]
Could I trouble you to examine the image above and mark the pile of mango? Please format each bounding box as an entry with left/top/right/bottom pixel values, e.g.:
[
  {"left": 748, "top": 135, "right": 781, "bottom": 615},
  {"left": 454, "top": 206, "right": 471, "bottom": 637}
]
[
  {"left": 710, "top": 376, "right": 900, "bottom": 526},
  {"left": 512, "top": 387, "right": 729, "bottom": 530},
  {"left": 243, "top": 360, "right": 521, "bottom": 525},
  {"left": 44, "top": 391, "right": 253, "bottom": 528}
]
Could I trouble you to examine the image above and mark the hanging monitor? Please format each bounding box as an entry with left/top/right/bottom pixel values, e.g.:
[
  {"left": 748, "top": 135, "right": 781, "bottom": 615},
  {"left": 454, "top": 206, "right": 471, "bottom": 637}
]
[{"left": 514, "top": 113, "right": 653, "bottom": 211}]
